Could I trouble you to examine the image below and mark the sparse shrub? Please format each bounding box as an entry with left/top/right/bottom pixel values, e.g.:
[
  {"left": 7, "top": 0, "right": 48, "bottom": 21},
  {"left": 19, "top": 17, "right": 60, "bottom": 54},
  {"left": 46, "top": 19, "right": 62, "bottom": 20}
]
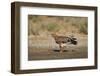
[
  {"left": 32, "top": 16, "right": 38, "bottom": 22},
  {"left": 31, "top": 29, "right": 39, "bottom": 35},
  {"left": 28, "top": 15, "right": 88, "bottom": 36},
  {"left": 30, "top": 15, "right": 41, "bottom": 22},
  {"left": 79, "top": 24, "right": 88, "bottom": 34},
  {"left": 57, "top": 16, "right": 64, "bottom": 20},
  {"left": 46, "top": 23, "right": 59, "bottom": 32}
]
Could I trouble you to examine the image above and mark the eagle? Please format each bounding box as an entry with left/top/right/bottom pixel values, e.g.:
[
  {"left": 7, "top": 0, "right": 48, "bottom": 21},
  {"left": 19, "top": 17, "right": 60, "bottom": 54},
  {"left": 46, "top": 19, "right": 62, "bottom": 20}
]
[{"left": 51, "top": 34, "right": 77, "bottom": 53}]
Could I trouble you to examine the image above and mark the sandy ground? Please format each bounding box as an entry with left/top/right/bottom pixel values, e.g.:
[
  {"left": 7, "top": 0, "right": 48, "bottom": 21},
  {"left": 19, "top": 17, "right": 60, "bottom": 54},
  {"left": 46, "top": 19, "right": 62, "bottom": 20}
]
[{"left": 28, "top": 36, "right": 88, "bottom": 60}]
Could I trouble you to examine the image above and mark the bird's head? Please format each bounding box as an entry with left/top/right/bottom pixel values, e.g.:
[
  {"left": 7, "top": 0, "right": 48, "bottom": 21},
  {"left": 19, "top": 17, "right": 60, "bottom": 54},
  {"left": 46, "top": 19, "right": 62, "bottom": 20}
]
[{"left": 51, "top": 33, "right": 57, "bottom": 37}]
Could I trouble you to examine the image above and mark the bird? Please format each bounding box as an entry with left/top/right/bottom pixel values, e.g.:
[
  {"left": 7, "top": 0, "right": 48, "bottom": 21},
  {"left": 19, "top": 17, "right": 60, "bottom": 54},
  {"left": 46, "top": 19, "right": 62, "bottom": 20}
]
[{"left": 51, "top": 33, "right": 77, "bottom": 53}]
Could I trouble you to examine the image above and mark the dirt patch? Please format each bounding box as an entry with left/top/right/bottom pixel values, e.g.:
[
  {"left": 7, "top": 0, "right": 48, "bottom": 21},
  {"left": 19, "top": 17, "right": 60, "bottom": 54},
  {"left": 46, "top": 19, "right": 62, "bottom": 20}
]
[{"left": 28, "top": 36, "right": 88, "bottom": 60}]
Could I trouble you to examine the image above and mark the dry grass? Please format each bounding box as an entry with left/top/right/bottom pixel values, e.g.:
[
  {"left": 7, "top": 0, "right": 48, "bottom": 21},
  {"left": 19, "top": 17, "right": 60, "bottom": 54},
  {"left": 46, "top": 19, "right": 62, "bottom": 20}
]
[{"left": 28, "top": 15, "right": 88, "bottom": 36}]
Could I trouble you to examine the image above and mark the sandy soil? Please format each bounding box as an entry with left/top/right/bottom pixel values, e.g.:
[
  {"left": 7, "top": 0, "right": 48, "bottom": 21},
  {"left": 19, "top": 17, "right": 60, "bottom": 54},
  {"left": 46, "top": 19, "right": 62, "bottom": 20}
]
[{"left": 28, "top": 36, "right": 88, "bottom": 60}]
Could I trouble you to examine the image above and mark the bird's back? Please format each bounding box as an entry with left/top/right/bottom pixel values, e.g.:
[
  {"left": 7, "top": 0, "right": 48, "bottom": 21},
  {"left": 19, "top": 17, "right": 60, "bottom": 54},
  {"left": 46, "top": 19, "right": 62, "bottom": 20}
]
[{"left": 52, "top": 34, "right": 69, "bottom": 44}]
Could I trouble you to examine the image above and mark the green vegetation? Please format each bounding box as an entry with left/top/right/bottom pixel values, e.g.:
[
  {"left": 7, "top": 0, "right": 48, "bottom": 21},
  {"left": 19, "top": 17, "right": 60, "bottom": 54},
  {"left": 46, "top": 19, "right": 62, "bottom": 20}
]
[
  {"left": 46, "top": 23, "right": 59, "bottom": 32},
  {"left": 79, "top": 24, "right": 88, "bottom": 34},
  {"left": 71, "top": 18, "right": 88, "bottom": 34}
]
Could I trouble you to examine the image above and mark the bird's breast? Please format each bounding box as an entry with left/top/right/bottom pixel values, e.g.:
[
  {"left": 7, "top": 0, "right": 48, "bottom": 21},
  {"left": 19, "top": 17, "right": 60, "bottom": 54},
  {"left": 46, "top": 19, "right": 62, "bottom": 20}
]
[{"left": 61, "top": 43, "right": 66, "bottom": 47}]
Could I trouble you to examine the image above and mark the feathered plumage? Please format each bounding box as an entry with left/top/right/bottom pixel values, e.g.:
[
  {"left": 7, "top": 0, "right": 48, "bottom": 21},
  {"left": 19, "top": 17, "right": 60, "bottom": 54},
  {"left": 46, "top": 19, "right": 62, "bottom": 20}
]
[{"left": 51, "top": 34, "right": 77, "bottom": 53}]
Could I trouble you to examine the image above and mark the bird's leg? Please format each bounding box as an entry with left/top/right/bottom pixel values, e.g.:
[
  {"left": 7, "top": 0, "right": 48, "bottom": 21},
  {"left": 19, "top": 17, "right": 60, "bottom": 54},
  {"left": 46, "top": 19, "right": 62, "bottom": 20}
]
[{"left": 59, "top": 43, "right": 63, "bottom": 53}]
